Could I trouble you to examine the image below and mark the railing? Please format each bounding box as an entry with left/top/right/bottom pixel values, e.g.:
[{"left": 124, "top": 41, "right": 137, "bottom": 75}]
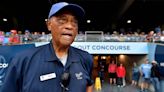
[
  {"left": 1, "top": 31, "right": 164, "bottom": 45},
  {"left": 75, "top": 34, "right": 147, "bottom": 42}
]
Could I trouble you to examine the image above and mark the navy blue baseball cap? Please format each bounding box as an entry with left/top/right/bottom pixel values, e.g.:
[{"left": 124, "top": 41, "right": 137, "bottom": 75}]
[{"left": 48, "top": 2, "right": 85, "bottom": 19}]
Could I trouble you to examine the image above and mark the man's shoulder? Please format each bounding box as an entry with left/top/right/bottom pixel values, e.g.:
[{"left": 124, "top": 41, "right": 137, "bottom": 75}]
[
  {"left": 71, "top": 46, "right": 92, "bottom": 56},
  {"left": 15, "top": 43, "right": 48, "bottom": 57}
]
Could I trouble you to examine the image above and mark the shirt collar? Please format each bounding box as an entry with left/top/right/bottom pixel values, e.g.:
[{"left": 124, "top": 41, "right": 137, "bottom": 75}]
[{"left": 44, "top": 42, "right": 80, "bottom": 64}]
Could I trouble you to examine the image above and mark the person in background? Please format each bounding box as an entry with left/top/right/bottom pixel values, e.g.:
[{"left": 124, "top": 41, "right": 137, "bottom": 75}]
[
  {"left": 108, "top": 59, "right": 117, "bottom": 85},
  {"left": 116, "top": 63, "right": 126, "bottom": 87},
  {"left": 98, "top": 61, "right": 105, "bottom": 83},
  {"left": 22, "top": 29, "right": 33, "bottom": 43},
  {"left": 151, "top": 60, "right": 160, "bottom": 92},
  {"left": 9, "top": 29, "right": 20, "bottom": 45},
  {"left": 2, "top": 32, "right": 10, "bottom": 45},
  {"left": 0, "top": 31, "right": 5, "bottom": 45},
  {"left": 131, "top": 62, "right": 140, "bottom": 86},
  {"left": 1, "top": 2, "right": 93, "bottom": 92},
  {"left": 139, "top": 59, "right": 152, "bottom": 92},
  {"left": 155, "top": 26, "right": 161, "bottom": 33},
  {"left": 145, "top": 30, "right": 154, "bottom": 42},
  {"left": 32, "top": 31, "right": 41, "bottom": 42}
]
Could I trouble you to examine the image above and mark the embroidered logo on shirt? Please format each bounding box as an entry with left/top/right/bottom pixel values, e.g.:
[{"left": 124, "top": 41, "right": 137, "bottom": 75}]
[{"left": 75, "top": 72, "right": 83, "bottom": 80}]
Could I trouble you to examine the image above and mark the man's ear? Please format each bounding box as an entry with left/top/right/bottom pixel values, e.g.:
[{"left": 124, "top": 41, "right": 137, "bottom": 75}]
[{"left": 46, "top": 20, "right": 51, "bottom": 31}]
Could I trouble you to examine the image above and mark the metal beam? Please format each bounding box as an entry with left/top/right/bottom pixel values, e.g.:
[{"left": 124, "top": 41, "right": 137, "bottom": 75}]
[{"left": 117, "top": 0, "right": 135, "bottom": 19}]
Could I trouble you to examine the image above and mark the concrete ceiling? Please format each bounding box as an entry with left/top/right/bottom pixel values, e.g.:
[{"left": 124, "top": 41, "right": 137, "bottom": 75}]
[{"left": 0, "top": 0, "right": 164, "bottom": 33}]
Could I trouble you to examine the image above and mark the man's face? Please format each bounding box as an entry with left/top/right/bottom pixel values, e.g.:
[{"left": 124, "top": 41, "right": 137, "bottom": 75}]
[
  {"left": 47, "top": 11, "right": 78, "bottom": 47},
  {"left": 145, "top": 60, "right": 149, "bottom": 64}
]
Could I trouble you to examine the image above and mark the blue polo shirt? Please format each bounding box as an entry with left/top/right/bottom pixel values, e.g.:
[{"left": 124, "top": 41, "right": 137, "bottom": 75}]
[
  {"left": 1, "top": 42, "right": 93, "bottom": 92},
  {"left": 140, "top": 63, "right": 152, "bottom": 78}
]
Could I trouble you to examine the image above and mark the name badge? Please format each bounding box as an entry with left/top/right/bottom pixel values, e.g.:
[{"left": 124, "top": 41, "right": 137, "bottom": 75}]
[{"left": 40, "top": 72, "right": 56, "bottom": 81}]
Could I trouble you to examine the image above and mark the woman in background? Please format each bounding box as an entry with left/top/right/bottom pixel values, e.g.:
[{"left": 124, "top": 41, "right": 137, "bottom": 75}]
[
  {"left": 108, "top": 59, "right": 117, "bottom": 85},
  {"left": 131, "top": 62, "right": 140, "bottom": 86},
  {"left": 116, "top": 63, "right": 126, "bottom": 87}
]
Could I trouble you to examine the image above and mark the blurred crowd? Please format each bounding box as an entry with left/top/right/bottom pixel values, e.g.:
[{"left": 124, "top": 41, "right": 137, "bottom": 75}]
[
  {"left": 0, "top": 30, "right": 52, "bottom": 45},
  {"left": 1, "top": 27, "right": 164, "bottom": 45}
]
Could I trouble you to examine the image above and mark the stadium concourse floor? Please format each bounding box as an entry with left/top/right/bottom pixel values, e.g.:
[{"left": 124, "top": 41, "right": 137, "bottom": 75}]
[{"left": 93, "top": 82, "right": 154, "bottom": 92}]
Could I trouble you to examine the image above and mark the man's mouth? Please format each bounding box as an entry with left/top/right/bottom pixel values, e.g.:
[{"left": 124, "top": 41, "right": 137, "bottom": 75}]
[
  {"left": 61, "top": 33, "right": 73, "bottom": 39},
  {"left": 62, "top": 33, "right": 72, "bottom": 36},
  {"left": 62, "top": 32, "right": 73, "bottom": 36}
]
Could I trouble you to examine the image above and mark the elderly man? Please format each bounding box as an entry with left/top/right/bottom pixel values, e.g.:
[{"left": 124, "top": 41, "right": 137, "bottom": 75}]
[{"left": 1, "top": 2, "right": 93, "bottom": 92}]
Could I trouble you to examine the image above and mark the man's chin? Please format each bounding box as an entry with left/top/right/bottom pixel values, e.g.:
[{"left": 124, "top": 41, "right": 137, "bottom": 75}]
[{"left": 61, "top": 41, "right": 73, "bottom": 47}]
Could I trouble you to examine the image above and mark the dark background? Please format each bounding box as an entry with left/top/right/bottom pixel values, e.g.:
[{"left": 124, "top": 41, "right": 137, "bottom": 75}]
[{"left": 0, "top": 0, "right": 164, "bottom": 33}]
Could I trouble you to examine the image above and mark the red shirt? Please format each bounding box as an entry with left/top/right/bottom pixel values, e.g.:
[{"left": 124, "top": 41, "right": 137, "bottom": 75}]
[
  {"left": 9, "top": 35, "right": 20, "bottom": 44},
  {"left": 108, "top": 64, "right": 117, "bottom": 73},
  {"left": 116, "top": 66, "right": 126, "bottom": 78}
]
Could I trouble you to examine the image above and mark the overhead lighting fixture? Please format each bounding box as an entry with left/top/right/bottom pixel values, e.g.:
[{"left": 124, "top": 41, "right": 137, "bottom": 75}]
[
  {"left": 3, "top": 18, "right": 7, "bottom": 21},
  {"left": 45, "top": 19, "right": 48, "bottom": 22},
  {"left": 87, "top": 19, "right": 91, "bottom": 23},
  {"left": 127, "top": 20, "right": 131, "bottom": 23}
]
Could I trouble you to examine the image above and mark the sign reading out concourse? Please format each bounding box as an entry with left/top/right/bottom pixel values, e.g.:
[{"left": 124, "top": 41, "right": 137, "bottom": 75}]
[{"left": 71, "top": 42, "right": 148, "bottom": 54}]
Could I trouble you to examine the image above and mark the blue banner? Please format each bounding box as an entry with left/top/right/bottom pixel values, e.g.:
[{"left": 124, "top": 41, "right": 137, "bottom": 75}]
[{"left": 0, "top": 44, "right": 35, "bottom": 90}]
